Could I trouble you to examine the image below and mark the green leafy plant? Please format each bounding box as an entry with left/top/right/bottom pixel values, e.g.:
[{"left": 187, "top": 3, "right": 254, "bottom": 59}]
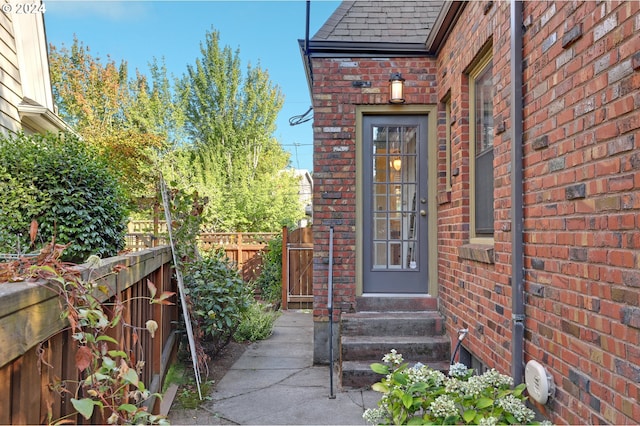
[
  {"left": 233, "top": 301, "right": 280, "bottom": 342},
  {"left": 165, "top": 184, "right": 207, "bottom": 265},
  {"left": 183, "top": 249, "right": 252, "bottom": 354},
  {"left": 0, "top": 132, "right": 128, "bottom": 262},
  {"left": 3, "top": 243, "right": 173, "bottom": 424},
  {"left": 162, "top": 362, "right": 213, "bottom": 410},
  {"left": 176, "top": 379, "right": 214, "bottom": 409},
  {"left": 253, "top": 235, "right": 282, "bottom": 305},
  {"left": 364, "top": 350, "right": 542, "bottom": 426}
]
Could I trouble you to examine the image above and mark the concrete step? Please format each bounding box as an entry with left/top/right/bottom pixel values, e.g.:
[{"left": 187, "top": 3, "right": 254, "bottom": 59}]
[
  {"left": 341, "top": 311, "right": 445, "bottom": 336},
  {"left": 341, "top": 360, "right": 452, "bottom": 389},
  {"left": 341, "top": 335, "right": 450, "bottom": 362},
  {"left": 338, "top": 302, "right": 450, "bottom": 389},
  {"left": 355, "top": 296, "right": 438, "bottom": 312}
]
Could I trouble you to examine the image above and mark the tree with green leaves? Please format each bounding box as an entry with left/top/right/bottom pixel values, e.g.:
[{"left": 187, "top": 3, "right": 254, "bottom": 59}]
[
  {"left": 49, "top": 31, "right": 305, "bottom": 232},
  {"left": 173, "top": 29, "right": 304, "bottom": 231},
  {"left": 48, "top": 38, "right": 170, "bottom": 201}
]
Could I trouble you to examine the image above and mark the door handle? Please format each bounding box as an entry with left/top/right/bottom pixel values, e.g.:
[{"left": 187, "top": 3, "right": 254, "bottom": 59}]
[{"left": 420, "top": 210, "right": 426, "bottom": 216}]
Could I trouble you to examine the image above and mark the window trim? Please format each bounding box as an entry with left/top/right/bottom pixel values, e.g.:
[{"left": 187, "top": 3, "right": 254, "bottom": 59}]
[
  {"left": 468, "top": 51, "right": 494, "bottom": 243},
  {"left": 444, "top": 95, "right": 452, "bottom": 192}
]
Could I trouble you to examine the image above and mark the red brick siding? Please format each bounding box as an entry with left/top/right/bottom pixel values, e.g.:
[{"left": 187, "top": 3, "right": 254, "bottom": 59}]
[
  {"left": 311, "top": 57, "right": 438, "bottom": 320},
  {"left": 521, "top": 1, "right": 640, "bottom": 424},
  {"left": 310, "top": 0, "right": 639, "bottom": 423},
  {"left": 436, "top": 1, "right": 640, "bottom": 424},
  {"left": 436, "top": 0, "right": 514, "bottom": 376}
]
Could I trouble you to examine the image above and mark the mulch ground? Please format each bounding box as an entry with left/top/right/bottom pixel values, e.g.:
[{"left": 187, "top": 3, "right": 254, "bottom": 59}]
[{"left": 204, "top": 340, "right": 250, "bottom": 386}]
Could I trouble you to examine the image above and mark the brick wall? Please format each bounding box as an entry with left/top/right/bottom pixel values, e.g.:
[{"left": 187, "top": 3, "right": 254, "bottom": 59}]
[
  {"left": 311, "top": 56, "right": 438, "bottom": 321},
  {"left": 436, "top": 0, "right": 514, "bottom": 373},
  {"left": 436, "top": 1, "right": 640, "bottom": 424},
  {"left": 310, "top": 0, "right": 639, "bottom": 423},
  {"left": 521, "top": 1, "right": 640, "bottom": 423}
]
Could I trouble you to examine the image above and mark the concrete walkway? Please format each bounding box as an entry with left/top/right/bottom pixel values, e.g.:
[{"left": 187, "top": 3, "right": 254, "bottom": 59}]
[{"left": 168, "top": 310, "right": 380, "bottom": 425}]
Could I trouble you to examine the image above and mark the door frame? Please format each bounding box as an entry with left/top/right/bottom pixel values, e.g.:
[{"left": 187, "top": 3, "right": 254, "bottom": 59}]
[{"left": 355, "top": 105, "right": 439, "bottom": 296}]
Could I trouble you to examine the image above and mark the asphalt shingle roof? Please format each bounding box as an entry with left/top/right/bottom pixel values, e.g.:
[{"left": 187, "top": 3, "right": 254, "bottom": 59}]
[{"left": 313, "top": 1, "right": 445, "bottom": 44}]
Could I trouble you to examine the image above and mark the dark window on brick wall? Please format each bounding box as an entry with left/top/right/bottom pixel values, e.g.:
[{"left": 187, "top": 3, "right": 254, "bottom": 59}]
[
  {"left": 459, "top": 345, "right": 488, "bottom": 375},
  {"left": 445, "top": 98, "right": 452, "bottom": 191},
  {"left": 472, "top": 59, "right": 494, "bottom": 236}
]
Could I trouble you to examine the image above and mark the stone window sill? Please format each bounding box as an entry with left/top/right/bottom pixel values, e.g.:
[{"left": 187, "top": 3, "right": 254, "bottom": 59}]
[{"left": 458, "top": 242, "right": 494, "bottom": 264}]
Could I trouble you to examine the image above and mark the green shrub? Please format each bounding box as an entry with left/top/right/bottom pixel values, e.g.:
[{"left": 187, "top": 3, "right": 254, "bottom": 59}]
[
  {"left": 233, "top": 302, "right": 280, "bottom": 342},
  {"left": 364, "top": 350, "right": 540, "bottom": 425},
  {"left": 0, "top": 132, "right": 127, "bottom": 262},
  {"left": 253, "top": 235, "right": 282, "bottom": 304},
  {"left": 183, "top": 249, "right": 252, "bottom": 354}
]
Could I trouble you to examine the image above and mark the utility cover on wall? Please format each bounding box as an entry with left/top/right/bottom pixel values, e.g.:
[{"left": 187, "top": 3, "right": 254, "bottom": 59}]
[{"left": 525, "top": 360, "right": 555, "bottom": 404}]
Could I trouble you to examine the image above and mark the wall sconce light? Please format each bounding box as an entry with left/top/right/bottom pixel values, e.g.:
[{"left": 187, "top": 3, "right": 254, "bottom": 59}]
[
  {"left": 389, "top": 72, "right": 405, "bottom": 104},
  {"left": 391, "top": 158, "right": 402, "bottom": 171}
]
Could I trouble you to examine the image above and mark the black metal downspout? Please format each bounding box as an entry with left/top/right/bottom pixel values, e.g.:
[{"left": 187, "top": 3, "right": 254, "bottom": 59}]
[
  {"left": 510, "top": 0, "right": 525, "bottom": 385},
  {"left": 305, "top": 0, "right": 313, "bottom": 84}
]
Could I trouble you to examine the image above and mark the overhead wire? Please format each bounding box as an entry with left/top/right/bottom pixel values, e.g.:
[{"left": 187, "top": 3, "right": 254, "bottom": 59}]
[{"left": 289, "top": 106, "right": 313, "bottom": 126}]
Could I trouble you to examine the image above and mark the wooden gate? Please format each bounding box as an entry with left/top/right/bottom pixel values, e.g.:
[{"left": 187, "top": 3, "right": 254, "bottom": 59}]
[{"left": 281, "top": 227, "right": 313, "bottom": 309}]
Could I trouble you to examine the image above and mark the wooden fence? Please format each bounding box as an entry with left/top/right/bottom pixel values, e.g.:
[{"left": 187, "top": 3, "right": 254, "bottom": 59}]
[
  {"left": 125, "top": 222, "right": 277, "bottom": 283},
  {"left": 199, "top": 232, "right": 277, "bottom": 282},
  {"left": 281, "top": 226, "right": 313, "bottom": 309},
  {"left": 0, "top": 246, "right": 177, "bottom": 424}
]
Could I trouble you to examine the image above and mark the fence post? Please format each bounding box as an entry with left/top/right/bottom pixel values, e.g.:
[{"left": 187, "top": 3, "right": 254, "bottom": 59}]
[
  {"left": 237, "top": 232, "right": 244, "bottom": 278},
  {"left": 153, "top": 202, "right": 160, "bottom": 247},
  {"left": 281, "top": 226, "right": 288, "bottom": 310}
]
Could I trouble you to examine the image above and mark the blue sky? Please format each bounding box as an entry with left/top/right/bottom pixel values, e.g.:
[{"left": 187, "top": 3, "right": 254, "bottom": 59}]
[{"left": 44, "top": 0, "right": 342, "bottom": 172}]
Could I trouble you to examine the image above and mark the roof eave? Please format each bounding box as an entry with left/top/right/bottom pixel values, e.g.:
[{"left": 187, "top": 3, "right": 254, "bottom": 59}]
[
  {"left": 298, "top": 38, "right": 432, "bottom": 95},
  {"left": 301, "top": 39, "right": 432, "bottom": 58},
  {"left": 18, "top": 100, "right": 75, "bottom": 134},
  {"left": 425, "top": 1, "right": 467, "bottom": 55},
  {"left": 298, "top": 40, "right": 314, "bottom": 102}
]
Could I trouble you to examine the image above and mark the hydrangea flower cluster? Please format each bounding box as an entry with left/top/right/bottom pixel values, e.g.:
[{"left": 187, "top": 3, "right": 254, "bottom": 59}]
[
  {"left": 449, "top": 361, "right": 469, "bottom": 378},
  {"left": 381, "top": 348, "right": 404, "bottom": 366},
  {"left": 363, "top": 350, "right": 544, "bottom": 425}
]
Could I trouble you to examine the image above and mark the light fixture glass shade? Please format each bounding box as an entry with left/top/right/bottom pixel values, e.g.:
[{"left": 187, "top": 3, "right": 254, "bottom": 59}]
[
  {"left": 391, "top": 158, "right": 402, "bottom": 171},
  {"left": 389, "top": 72, "right": 405, "bottom": 104}
]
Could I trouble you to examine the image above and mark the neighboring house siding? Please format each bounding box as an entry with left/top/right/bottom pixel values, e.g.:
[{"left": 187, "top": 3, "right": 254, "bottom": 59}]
[
  {"left": 1, "top": 2, "right": 66, "bottom": 135},
  {"left": 0, "top": 6, "right": 23, "bottom": 134},
  {"left": 436, "top": 1, "right": 640, "bottom": 424}
]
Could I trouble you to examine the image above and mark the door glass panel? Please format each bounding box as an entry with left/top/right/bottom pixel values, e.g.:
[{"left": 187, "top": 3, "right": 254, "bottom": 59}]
[
  {"left": 371, "top": 125, "right": 419, "bottom": 270},
  {"left": 389, "top": 242, "right": 402, "bottom": 267},
  {"left": 374, "top": 213, "right": 387, "bottom": 239},
  {"left": 374, "top": 242, "right": 387, "bottom": 269}
]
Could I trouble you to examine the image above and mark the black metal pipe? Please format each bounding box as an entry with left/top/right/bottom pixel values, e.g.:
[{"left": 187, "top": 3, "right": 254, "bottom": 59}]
[
  {"left": 510, "top": 0, "right": 525, "bottom": 385},
  {"left": 328, "top": 226, "right": 335, "bottom": 399},
  {"left": 305, "top": 0, "right": 313, "bottom": 83},
  {"left": 305, "top": 0, "right": 310, "bottom": 55},
  {"left": 450, "top": 329, "right": 468, "bottom": 365}
]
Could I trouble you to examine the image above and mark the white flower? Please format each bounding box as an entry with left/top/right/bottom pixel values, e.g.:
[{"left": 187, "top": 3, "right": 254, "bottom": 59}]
[
  {"left": 363, "top": 407, "right": 388, "bottom": 425},
  {"left": 478, "top": 368, "right": 513, "bottom": 389},
  {"left": 449, "top": 362, "right": 468, "bottom": 378},
  {"left": 479, "top": 416, "right": 498, "bottom": 425},
  {"left": 496, "top": 394, "right": 535, "bottom": 423},
  {"left": 430, "top": 394, "right": 458, "bottom": 418},
  {"left": 382, "top": 349, "right": 404, "bottom": 365}
]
